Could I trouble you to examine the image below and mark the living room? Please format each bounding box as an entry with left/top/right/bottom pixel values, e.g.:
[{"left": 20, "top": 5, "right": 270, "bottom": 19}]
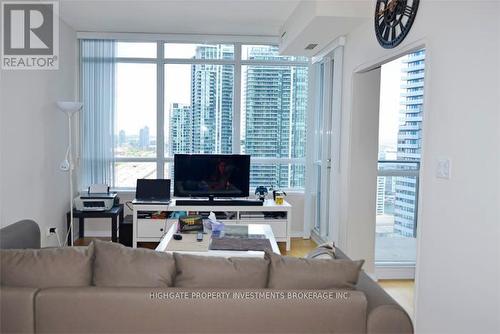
[{"left": 1, "top": 1, "right": 499, "bottom": 333}]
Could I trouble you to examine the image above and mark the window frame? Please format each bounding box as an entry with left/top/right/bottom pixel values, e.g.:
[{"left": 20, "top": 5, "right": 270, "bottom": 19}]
[{"left": 85, "top": 40, "right": 309, "bottom": 190}]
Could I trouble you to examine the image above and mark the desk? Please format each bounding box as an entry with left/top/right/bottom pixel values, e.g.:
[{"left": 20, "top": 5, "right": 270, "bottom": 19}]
[{"left": 66, "top": 204, "right": 124, "bottom": 244}]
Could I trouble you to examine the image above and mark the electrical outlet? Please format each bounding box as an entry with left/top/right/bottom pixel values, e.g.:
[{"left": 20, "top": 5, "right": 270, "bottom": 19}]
[{"left": 47, "top": 227, "right": 57, "bottom": 237}]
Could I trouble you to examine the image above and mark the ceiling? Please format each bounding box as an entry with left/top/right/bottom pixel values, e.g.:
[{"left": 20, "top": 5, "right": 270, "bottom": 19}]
[{"left": 59, "top": 0, "right": 301, "bottom": 36}]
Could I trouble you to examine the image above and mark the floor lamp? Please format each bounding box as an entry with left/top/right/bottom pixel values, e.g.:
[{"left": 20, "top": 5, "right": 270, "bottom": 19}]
[{"left": 57, "top": 101, "right": 83, "bottom": 246}]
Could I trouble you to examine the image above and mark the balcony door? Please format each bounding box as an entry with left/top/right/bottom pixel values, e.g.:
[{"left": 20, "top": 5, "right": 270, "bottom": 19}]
[
  {"left": 312, "top": 59, "right": 333, "bottom": 240},
  {"left": 304, "top": 43, "right": 343, "bottom": 243}
]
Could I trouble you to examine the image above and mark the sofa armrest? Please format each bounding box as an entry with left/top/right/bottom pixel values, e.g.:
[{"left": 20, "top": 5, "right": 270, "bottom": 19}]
[
  {"left": 356, "top": 273, "right": 413, "bottom": 334},
  {"left": 335, "top": 248, "right": 413, "bottom": 334},
  {"left": 0, "top": 287, "right": 38, "bottom": 333},
  {"left": 0, "top": 220, "right": 40, "bottom": 249}
]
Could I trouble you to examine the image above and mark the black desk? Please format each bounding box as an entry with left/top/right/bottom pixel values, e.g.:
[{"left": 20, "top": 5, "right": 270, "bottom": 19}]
[{"left": 66, "top": 204, "right": 124, "bottom": 244}]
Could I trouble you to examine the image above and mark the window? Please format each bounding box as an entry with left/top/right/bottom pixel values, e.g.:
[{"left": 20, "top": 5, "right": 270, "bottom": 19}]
[
  {"left": 164, "top": 63, "right": 234, "bottom": 156},
  {"left": 116, "top": 42, "right": 156, "bottom": 58},
  {"left": 115, "top": 63, "right": 157, "bottom": 159},
  {"left": 241, "top": 65, "right": 308, "bottom": 188},
  {"left": 165, "top": 43, "right": 234, "bottom": 60},
  {"left": 80, "top": 41, "right": 309, "bottom": 189}
]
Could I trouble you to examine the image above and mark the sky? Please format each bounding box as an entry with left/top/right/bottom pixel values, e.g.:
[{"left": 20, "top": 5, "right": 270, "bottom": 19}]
[
  {"left": 115, "top": 43, "right": 203, "bottom": 137},
  {"left": 378, "top": 56, "right": 404, "bottom": 149}
]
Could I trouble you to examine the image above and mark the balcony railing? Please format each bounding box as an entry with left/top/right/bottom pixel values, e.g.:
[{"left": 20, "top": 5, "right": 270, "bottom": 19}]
[{"left": 375, "top": 161, "right": 420, "bottom": 264}]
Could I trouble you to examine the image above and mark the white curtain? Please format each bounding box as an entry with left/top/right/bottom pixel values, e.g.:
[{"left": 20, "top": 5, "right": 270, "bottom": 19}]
[{"left": 80, "top": 39, "right": 116, "bottom": 188}]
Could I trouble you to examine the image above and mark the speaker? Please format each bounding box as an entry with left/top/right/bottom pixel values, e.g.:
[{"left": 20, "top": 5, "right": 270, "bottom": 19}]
[{"left": 119, "top": 215, "right": 133, "bottom": 247}]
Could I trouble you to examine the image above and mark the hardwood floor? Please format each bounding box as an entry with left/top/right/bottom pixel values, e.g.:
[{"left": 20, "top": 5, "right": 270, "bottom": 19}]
[
  {"left": 74, "top": 237, "right": 110, "bottom": 246},
  {"left": 279, "top": 238, "right": 318, "bottom": 257},
  {"left": 74, "top": 236, "right": 414, "bottom": 318},
  {"left": 378, "top": 279, "right": 415, "bottom": 319}
]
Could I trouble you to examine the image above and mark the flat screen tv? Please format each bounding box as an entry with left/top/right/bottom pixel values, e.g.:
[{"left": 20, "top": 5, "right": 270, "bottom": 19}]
[{"left": 174, "top": 154, "right": 250, "bottom": 198}]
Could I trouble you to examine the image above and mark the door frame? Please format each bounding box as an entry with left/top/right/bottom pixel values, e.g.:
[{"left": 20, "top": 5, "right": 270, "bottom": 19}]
[{"left": 345, "top": 38, "right": 428, "bottom": 282}]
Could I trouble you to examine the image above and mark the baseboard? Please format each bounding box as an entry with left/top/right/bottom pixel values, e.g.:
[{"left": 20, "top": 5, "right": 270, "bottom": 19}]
[{"left": 375, "top": 264, "right": 415, "bottom": 280}]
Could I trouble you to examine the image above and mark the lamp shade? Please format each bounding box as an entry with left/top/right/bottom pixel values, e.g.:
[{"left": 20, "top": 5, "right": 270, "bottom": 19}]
[{"left": 57, "top": 101, "right": 83, "bottom": 113}]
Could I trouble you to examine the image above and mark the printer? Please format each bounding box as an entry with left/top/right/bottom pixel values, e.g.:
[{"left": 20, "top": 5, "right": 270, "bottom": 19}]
[{"left": 74, "top": 184, "right": 119, "bottom": 211}]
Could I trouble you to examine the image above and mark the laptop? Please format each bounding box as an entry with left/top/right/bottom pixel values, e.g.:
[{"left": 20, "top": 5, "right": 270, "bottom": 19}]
[{"left": 133, "top": 179, "right": 171, "bottom": 205}]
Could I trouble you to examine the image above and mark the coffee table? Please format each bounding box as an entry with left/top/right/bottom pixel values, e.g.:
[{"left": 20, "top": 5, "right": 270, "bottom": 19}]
[{"left": 155, "top": 223, "right": 281, "bottom": 257}]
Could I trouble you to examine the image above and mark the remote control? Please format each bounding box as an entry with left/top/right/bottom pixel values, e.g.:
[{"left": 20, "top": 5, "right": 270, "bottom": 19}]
[{"left": 196, "top": 232, "right": 203, "bottom": 242}]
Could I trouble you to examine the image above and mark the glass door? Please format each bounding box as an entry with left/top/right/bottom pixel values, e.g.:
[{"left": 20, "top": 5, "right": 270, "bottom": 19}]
[
  {"left": 305, "top": 44, "right": 342, "bottom": 244},
  {"left": 312, "top": 58, "right": 334, "bottom": 240}
]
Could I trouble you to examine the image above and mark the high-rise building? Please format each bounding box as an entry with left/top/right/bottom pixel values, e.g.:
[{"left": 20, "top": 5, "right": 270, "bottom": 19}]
[
  {"left": 376, "top": 176, "right": 386, "bottom": 215},
  {"left": 118, "top": 130, "right": 126, "bottom": 147},
  {"left": 289, "top": 66, "right": 308, "bottom": 187},
  {"left": 191, "top": 45, "right": 233, "bottom": 154},
  {"left": 169, "top": 45, "right": 307, "bottom": 189},
  {"left": 243, "top": 46, "right": 307, "bottom": 188},
  {"left": 139, "top": 126, "right": 150, "bottom": 149},
  {"left": 394, "top": 50, "right": 425, "bottom": 237},
  {"left": 377, "top": 151, "right": 387, "bottom": 216},
  {"left": 170, "top": 103, "right": 192, "bottom": 155}
]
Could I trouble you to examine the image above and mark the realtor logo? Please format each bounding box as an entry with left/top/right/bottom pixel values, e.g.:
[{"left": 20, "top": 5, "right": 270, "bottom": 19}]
[{"left": 2, "top": 1, "right": 59, "bottom": 70}]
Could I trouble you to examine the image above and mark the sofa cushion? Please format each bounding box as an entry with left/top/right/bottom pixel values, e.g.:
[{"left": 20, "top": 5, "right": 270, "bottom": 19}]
[
  {"left": 0, "top": 287, "right": 38, "bottom": 333},
  {"left": 35, "top": 287, "right": 368, "bottom": 333},
  {"left": 266, "top": 251, "right": 364, "bottom": 289},
  {"left": 92, "top": 240, "right": 176, "bottom": 287},
  {"left": 174, "top": 253, "right": 269, "bottom": 288},
  {"left": 0, "top": 246, "right": 93, "bottom": 288}
]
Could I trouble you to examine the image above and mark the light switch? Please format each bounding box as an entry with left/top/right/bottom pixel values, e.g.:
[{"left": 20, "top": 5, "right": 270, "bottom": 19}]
[{"left": 437, "top": 158, "right": 451, "bottom": 179}]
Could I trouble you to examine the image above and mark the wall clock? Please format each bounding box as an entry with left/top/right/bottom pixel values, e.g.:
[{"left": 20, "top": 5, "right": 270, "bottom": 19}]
[{"left": 375, "top": 0, "right": 420, "bottom": 49}]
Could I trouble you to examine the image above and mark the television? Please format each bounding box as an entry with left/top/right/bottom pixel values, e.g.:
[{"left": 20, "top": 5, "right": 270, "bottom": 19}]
[{"left": 174, "top": 154, "right": 250, "bottom": 198}]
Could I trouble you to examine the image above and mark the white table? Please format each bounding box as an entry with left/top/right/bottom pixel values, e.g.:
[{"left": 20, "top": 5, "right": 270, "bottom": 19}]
[{"left": 155, "top": 223, "right": 281, "bottom": 257}]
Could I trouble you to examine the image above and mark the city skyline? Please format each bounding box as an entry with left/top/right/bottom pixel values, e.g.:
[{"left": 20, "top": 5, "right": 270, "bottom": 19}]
[
  {"left": 114, "top": 44, "right": 307, "bottom": 188},
  {"left": 164, "top": 44, "right": 308, "bottom": 188}
]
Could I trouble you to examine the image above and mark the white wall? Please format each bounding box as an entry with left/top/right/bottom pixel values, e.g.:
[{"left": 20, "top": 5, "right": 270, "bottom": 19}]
[
  {"left": 343, "top": 69, "right": 381, "bottom": 276},
  {"left": 337, "top": 1, "right": 500, "bottom": 333},
  {"left": 0, "top": 20, "right": 77, "bottom": 247}
]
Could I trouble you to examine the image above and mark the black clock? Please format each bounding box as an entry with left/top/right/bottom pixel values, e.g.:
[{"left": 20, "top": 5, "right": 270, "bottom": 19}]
[{"left": 375, "top": 0, "right": 419, "bottom": 49}]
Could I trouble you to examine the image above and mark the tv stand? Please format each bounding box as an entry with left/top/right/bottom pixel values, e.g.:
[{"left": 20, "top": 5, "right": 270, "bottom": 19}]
[
  {"left": 132, "top": 199, "right": 291, "bottom": 250},
  {"left": 175, "top": 198, "right": 263, "bottom": 206}
]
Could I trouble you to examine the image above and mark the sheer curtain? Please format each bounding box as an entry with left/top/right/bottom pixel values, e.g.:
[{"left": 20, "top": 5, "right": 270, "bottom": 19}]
[{"left": 80, "top": 39, "right": 116, "bottom": 188}]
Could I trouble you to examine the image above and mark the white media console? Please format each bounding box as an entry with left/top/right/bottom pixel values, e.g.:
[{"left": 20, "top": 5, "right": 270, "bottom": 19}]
[{"left": 132, "top": 199, "right": 292, "bottom": 251}]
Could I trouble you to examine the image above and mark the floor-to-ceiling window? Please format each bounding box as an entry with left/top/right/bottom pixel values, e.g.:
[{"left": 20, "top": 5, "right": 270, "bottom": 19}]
[
  {"left": 240, "top": 46, "right": 308, "bottom": 189},
  {"left": 80, "top": 40, "right": 309, "bottom": 190},
  {"left": 114, "top": 42, "right": 158, "bottom": 187},
  {"left": 376, "top": 49, "right": 425, "bottom": 272}
]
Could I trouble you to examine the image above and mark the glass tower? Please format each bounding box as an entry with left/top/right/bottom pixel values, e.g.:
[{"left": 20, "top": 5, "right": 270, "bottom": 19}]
[
  {"left": 394, "top": 50, "right": 425, "bottom": 237},
  {"left": 170, "top": 103, "right": 192, "bottom": 154},
  {"left": 191, "top": 45, "right": 234, "bottom": 154},
  {"left": 243, "top": 46, "right": 308, "bottom": 188}
]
